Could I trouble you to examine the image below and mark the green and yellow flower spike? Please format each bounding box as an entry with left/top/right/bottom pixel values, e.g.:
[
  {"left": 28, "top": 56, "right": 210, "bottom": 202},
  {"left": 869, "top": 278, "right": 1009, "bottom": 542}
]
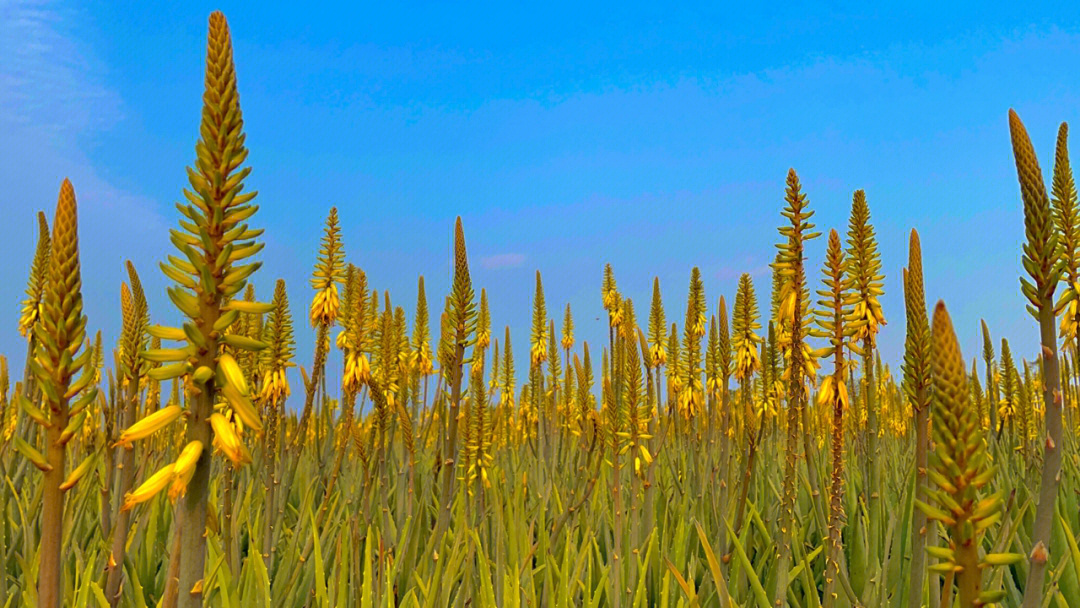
[
  {"left": 18, "top": 211, "right": 50, "bottom": 338},
  {"left": 310, "top": 207, "right": 345, "bottom": 327},
  {"left": 917, "top": 301, "right": 1020, "bottom": 607},
  {"left": 23, "top": 178, "right": 94, "bottom": 608},
  {"left": 137, "top": 12, "right": 270, "bottom": 603}
]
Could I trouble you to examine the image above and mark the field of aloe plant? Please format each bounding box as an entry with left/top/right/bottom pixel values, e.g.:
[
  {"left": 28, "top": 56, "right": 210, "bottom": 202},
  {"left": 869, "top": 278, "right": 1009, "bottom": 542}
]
[{"left": 4, "top": 10, "right": 1080, "bottom": 608}]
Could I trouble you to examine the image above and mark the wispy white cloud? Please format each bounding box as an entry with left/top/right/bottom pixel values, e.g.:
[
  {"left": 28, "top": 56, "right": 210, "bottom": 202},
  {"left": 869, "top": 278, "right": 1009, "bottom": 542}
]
[
  {"left": 480, "top": 252, "right": 526, "bottom": 270},
  {"left": 0, "top": 0, "right": 171, "bottom": 376},
  {"left": 0, "top": 1, "right": 122, "bottom": 136}
]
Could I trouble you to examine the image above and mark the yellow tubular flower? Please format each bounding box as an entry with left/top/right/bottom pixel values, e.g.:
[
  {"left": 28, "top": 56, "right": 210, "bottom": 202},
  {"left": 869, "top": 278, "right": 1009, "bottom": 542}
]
[
  {"left": 530, "top": 341, "right": 547, "bottom": 367},
  {"left": 309, "top": 207, "right": 345, "bottom": 327},
  {"left": 562, "top": 303, "right": 574, "bottom": 352},
  {"left": 650, "top": 344, "right": 667, "bottom": 368},
  {"left": 310, "top": 288, "right": 339, "bottom": 327},
  {"left": 609, "top": 299, "right": 624, "bottom": 328},
  {"left": 59, "top": 453, "right": 96, "bottom": 492},
  {"left": 1059, "top": 281, "right": 1080, "bottom": 339},
  {"left": 218, "top": 353, "right": 248, "bottom": 396},
  {"left": 221, "top": 382, "right": 262, "bottom": 433},
  {"left": 122, "top": 463, "right": 175, "bottom": 512},
  {"left": 343, "top": 351, "right": 371, "bottom": 393},
  {"left": 113, "top": 405, "right": 183, "bottom": 448},
  {"left": 209, "top": 412, "right": 250, "bottom": 465},
  {"left": 169, "top": 441, "right": 204, "bottom": 501},
  {"left": 416, "top": 349, "right": 433, "bottom": 376},
  {"left": 261, "top": 278, "right": 295, "bottom": 404},
  {"left": 260, "top": 367, "right": 291, "bottom": 403}
]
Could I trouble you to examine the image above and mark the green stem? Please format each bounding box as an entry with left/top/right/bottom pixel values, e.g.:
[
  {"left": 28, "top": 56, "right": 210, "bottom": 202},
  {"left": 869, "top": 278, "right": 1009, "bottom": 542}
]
[
  {"left": 177, "top": 383, "right": 212, "bottom": 608},
  {"left": 1021, "top": 308, "right": 1064, "bottom": 608}
]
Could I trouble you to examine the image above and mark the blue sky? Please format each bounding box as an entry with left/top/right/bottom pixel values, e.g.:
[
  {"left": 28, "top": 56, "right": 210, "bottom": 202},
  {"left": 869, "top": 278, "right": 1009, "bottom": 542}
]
[{"left": 3, "top": 0, "right": 1080, "bottom": 405}]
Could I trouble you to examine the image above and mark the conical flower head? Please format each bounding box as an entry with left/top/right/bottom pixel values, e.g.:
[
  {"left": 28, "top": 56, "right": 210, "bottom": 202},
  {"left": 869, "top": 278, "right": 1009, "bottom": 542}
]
[
  {"left": 920, "top": 301, "right": 1009, "bottom": 605},
  {"left": 1052, "top": 123, "right": 1080, "bottom": 339},
  {"left": 846, "top": 189, "right": 886, "bottom": 345},
  {"left": 561, "top": 303, "right": 575, "bottom": 351},
  {"left": 450, "top": 217, "right": 476, "bottom": 352},
  {"left": 717, "top": 295, "right": 731, "bottom": 379},
  {"left": 1009, "top": 109, "right": 1060, "bottom": 313},
  {"left": 413, "top": 276, "right": 434, "bottom": 375},
  {"left": 310, "top": 207, "right": 345, "bottom": 326},
  {"left": 34, "top": 179, "right": 88, "bottom": 395},
  {"left": 477, "top": 288, "right": 491, "bottom": 350},
  {"left": 161, "top": 10, "right": 267, "bottom": 368},
  {"left": 732, "top": 273, "right": 761, "bottom": 381},
  {"left": 902, "top": 230, "right": 931, "bottom": 412},
  {"left": 261, "top": 279, "right": 295, "bottom": 402},
  {"left": 647, "top": 278, "right": 667, "bottom": 368},
  {"left": 19, "top": 212, "right": 50, "bottom": 337},
  {"left": 531, "top": 272, "right": 547, "bottom": 366}
]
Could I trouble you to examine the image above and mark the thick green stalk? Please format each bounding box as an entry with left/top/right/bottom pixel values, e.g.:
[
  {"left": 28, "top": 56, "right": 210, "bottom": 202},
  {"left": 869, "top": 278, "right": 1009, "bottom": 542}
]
[
  {"left": 1022, "top": 309, "right": 1063, "bottom": 605},
  {"left": 39, "top": 420, "right": 66, "bottom": 608},
  {"left": 1009, "top": 109, "right": 1065, "bottom": 607},
  {"left": 903, "top": 230, "right": 933, "bottom": 608},
  {"left": 34, "top": 179, "right": 87, "bottom": 608},
  {"left": 178, "top": 379, "right": 213, "bottom": 606}
]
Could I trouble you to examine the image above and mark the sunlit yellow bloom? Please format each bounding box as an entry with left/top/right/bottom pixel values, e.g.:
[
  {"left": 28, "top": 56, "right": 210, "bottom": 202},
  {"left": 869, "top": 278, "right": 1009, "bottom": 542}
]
[
  {"left": 218, "top": 353, "right": 248, "bottom": 395},
  {"left": 18, "top": 303, "right": 41, "bottom": 338},
  {"left": 1059, "top": 286, "right": 1080, "bottom": 340},
  {"left": 669, "top": 374, "right": 684, "bottom": 395},
  {"left": 113, "top": 405, "right": 183, "bottom": 448},
  {"left": 649, "top": 343, "right": 667, "bottom": 368},
  {"left": 602, "top": 289, "right": 618, "bottom": 311},
  {"left": 609, "top": 304, "right": 624, "bottom": 328},
  {"left": 417, "top": 349, "right": 434, "bottom": 376},
  {"left": 693, "top": 314, "right": 707, "bottom": 338},
  {"left": 530, "top": 341, "right": 547, "bottom": 366},
  {"left": 336, "top": 329, "right": 350, "bottom": 351},
  {"left": 260, "top": 367, "right": 291, "bottom": 403},
  {"left": 59, "top": 455, "right": 96, "bottom": 491},
  {"left": 343, "top": 351, "right": 371, "bottom": 393},
  {"left": 852, "top": 299, "right": 886, "bottom": 345},
  {"left": 735, "top": 344, "right": 760, "bottom": 381},
  {"left": 122, "top": 463, "right": 175, "bottom": 512},
  {"left": 309, "top": 287, "right": 340, "bottom": 327},
  {"left": 169, "top": 440, "right": 204, "bottom": 501},
  {"left": 817, "top": 375, "right": 850, "bottom": 410},
  {"left": 679, "top": 388, "right": 702, "bottom": 419},
  {"left": 706, "top": 375, "right": 723, "bottom": 399},
  {"left": 209, "top": 412, "right": 250, "bottom": 465}
]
